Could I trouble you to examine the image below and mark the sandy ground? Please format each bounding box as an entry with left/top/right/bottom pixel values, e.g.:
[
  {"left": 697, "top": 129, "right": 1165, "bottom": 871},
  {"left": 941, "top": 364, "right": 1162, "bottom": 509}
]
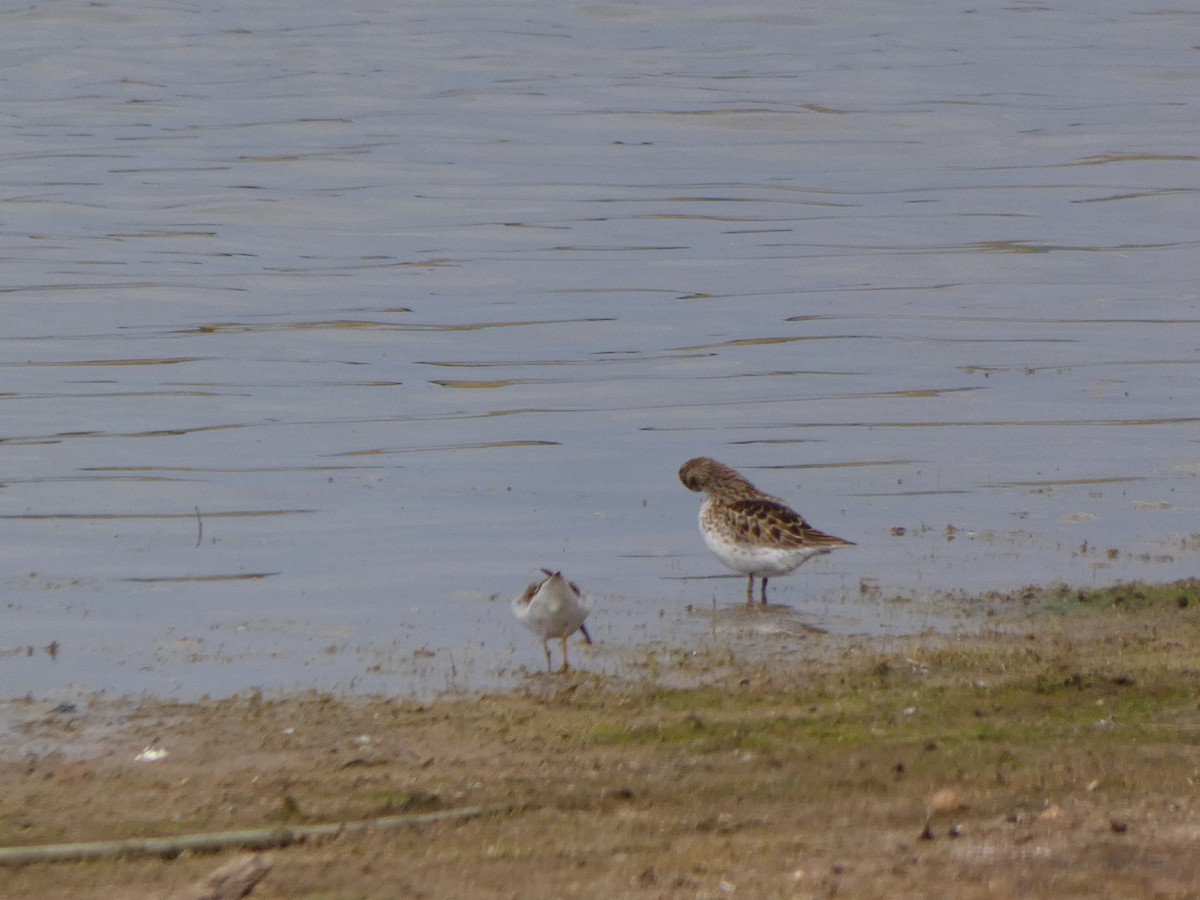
[{"left": 1, "top": 581, "right": 1199, "bottom": 899}]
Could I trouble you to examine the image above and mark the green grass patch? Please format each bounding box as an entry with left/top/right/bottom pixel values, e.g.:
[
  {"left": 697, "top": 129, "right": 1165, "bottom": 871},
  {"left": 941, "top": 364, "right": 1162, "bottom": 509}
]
[
  {"left": 1046, "top": 577, "right": 1200, "bottom": 612},
  {"left": 585, "top": 581, "right": 1200, "bottom": 764}
]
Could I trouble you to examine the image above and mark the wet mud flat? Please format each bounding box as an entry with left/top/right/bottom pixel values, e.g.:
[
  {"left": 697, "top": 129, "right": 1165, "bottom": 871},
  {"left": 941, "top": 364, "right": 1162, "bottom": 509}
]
[{"left": 0, "top": 580, "right": 1198, "bottom": 899}]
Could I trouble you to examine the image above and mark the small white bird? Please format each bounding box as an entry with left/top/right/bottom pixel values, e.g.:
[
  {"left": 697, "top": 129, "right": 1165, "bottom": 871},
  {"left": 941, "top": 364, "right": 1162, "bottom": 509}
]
[{"left": 512, "top": 569, "right": 593, "bottom": 673}]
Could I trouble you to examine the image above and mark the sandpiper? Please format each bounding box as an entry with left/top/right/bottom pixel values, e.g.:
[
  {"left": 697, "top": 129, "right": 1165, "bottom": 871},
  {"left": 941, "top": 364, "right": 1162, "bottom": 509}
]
[
  {"left": 678, "top": 456, "right": 854, "bottom": 606},
  {"left": 512, "top": 569, "right": 593, "bottom": 672}
]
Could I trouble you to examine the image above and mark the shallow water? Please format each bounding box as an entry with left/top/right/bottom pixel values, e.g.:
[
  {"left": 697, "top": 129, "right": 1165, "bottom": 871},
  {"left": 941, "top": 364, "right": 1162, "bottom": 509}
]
[{"left": 1, "top": 0, "right": 1197, "bottom": 699}]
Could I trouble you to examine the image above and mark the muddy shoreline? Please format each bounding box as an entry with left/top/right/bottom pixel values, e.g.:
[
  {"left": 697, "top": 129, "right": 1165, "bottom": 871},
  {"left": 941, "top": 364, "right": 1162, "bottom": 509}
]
[{"left": 1, "top": 580, "right": 1198, "bottom": 899}]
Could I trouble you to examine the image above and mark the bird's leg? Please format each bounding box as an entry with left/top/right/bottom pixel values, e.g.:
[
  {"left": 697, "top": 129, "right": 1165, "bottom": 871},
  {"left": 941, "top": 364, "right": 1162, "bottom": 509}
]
[
  {"left": 745, "top": 576, "right": 755, "bottom": 607},
  {"left": 760, "top": 577, "right": 769, "bottom": 605},
  {"left": 559, "top": 631, "right": 571, "bottom": 673},
  {"left": 541, "top": 639, "right": 553, "bottom": 673}
]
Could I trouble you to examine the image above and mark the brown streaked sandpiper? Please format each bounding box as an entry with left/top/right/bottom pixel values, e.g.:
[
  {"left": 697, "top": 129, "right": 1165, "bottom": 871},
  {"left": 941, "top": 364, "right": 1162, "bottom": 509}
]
[{"left": 679, "top": 456, "right": 854, "bottom": 606}]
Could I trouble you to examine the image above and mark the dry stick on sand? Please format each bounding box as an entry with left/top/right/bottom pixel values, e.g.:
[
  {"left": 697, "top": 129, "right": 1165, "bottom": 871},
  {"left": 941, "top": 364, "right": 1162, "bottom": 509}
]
[{"left": 0, "top": 803, "right": 515, "bottom": 868}]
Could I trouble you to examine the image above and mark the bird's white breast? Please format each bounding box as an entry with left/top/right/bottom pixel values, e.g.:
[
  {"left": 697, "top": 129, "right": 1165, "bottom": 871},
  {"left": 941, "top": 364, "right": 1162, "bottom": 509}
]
[
  {"left": 699, "top": 505, "right": 827, "bottom": 577},
  {"left": 512, "top": 576, "right": 591, "bottom": 639}
]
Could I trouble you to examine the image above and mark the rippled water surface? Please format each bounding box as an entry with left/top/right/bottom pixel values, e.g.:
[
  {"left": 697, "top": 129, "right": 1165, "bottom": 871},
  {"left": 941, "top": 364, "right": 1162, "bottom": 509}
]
[{"left": 2, "top": 0, "right": 1197, "bottom": 698}]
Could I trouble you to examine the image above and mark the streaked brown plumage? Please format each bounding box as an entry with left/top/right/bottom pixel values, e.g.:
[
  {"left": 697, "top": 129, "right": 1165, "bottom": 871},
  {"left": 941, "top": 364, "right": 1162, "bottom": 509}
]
[{"left": 679, "top": 456, "right": 854, "bottom": 606}]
